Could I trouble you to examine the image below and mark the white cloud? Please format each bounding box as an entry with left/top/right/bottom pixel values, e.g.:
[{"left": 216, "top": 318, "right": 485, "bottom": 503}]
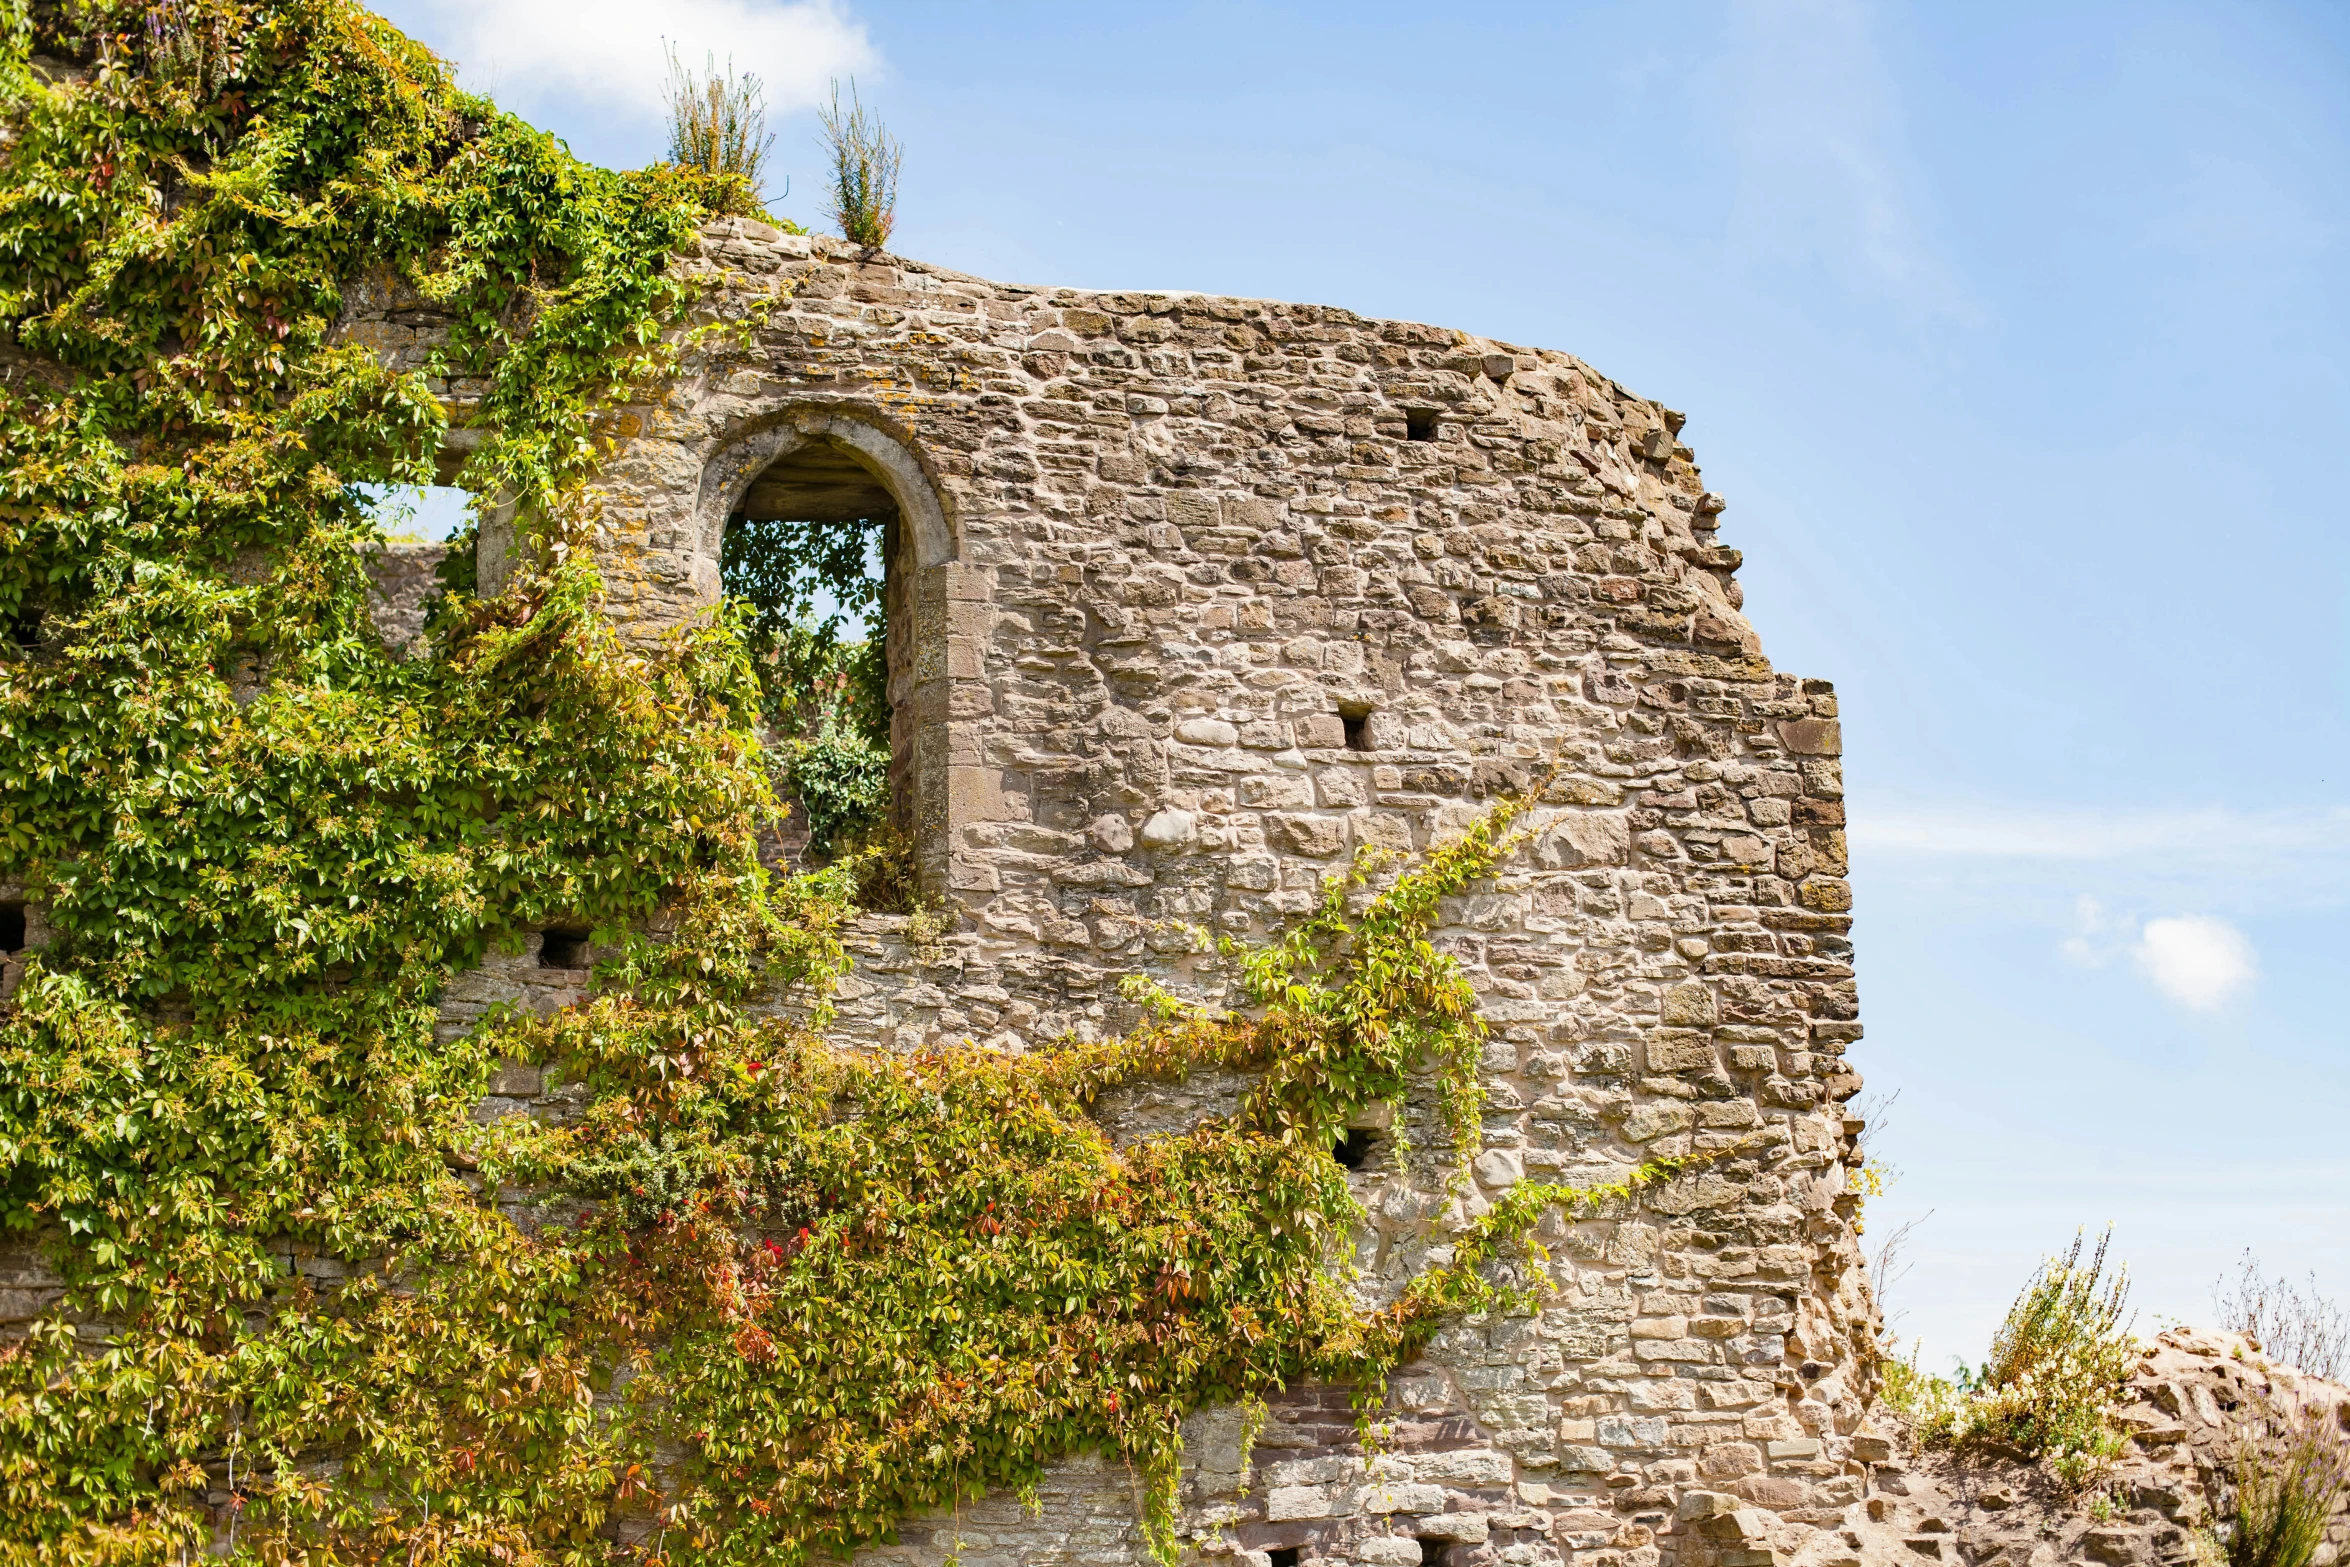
[
  {"left": 403, "top": 0, "right": 876, "bottom": 124},
  {"left": 2056, "top": 895, "right": 2259, "bottom": 1009},
  {"left": 2131, "top": 915, "right": 2257, "bottom": 1011}
]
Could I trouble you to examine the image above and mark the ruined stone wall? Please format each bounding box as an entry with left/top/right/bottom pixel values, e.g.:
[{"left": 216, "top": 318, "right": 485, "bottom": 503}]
[{"left": 337, "top": 221, "right": 1879, "bottom": 1567}]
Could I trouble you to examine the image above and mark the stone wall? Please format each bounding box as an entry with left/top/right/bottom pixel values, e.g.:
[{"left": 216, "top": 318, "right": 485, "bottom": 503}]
[
  {"left": 1832, "top": 1330, "right": 2350, "bottom": 1567},
  {"left": 338, "top": 222, "right": 1880, "bottom": 1567}
]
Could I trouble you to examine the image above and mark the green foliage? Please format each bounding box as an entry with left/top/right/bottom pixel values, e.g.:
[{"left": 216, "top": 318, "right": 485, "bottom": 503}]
[
  {"left": 662, "top": 45, "right": 779, "bottom": 217},
  {"left": 0, "top": 1, "right": 783, "bottom": 1556},
  {"left": 1909, "top": 1228, "right": 2136, "bottom": 1486},
  {"left": 2227, "top": 1400, "right": 2350, "bottom": 1567},
  {"left": 720, "top": 515, "right": 891, "bottom": 856},
  {"left": 719, "top": 515, "right": 885, "bottom": 744},
  {"left": 816, "top": 78, "right": 899, "bottom": 251},
  {"left": 831, "top": 823, "right": 924, "bottom": 917},
  {"left": 1878, "top": 1340, "right": 1963, "bottom": 1427},
  {"left": 0, "top": 5, "right": 1699, "bottom": 1563},
  {"left": 783, "top": 729, "right": 888, "bottom": 855},
  {"left": 463, "top": 798, "right": 1680, "bottom": 1564}
]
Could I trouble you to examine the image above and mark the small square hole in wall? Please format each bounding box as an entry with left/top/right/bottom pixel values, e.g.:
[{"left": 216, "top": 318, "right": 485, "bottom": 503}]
[
  {"left": 1339, "top": 706, "right": 1374, "bottom": 752},
  {"left": 0, "top": 903, "right": 23, "bottom": 952},
  {"left": 1268, "top": 1550, "right": 1303, "bottom": 1567},
  {"left": 1332, "top": 1128, "right": 1379, "bottom": 1171},
  {"left": 1416, "top": 1540, "right": 1452, "bottom": 1567},
  {"left": 539, "top": 929, "right": 591, "bottom": 970},
  {"left": 1405, "top": 409, "right": 1439, "bottom": 442}
]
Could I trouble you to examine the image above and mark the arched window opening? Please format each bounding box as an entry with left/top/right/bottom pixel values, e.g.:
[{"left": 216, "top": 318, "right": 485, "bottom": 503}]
[{"left": 721, "top": 437, "right": 914, "bottom": 897}]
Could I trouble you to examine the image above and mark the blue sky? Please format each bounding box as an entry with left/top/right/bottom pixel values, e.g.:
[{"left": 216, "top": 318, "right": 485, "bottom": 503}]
[{"left": 370, "top": 0, "right": 2350, "bottom": 1364}]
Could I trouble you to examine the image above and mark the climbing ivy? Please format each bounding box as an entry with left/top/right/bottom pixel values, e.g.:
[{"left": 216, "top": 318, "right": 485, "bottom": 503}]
[{"left": 0, "top": 4, "right": 1685, "bottom": 1563}]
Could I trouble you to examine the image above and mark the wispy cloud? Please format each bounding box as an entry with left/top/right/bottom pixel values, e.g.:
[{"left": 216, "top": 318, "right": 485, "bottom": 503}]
[
  {"left": 402, "top": 0, "right": 876, "bottom": 125},
  {"left": 1853, "top": 803, "right": 2350, "bottom": 868},
  {"left": 2059, "top": 893, "right": 2114, "bottom": 966},
  {"left": 1724, "top": 0, "right": 1973, "bottom": 315},
  {"left": 1855, "top": 801, "right": 2350, "bottom": 911}
]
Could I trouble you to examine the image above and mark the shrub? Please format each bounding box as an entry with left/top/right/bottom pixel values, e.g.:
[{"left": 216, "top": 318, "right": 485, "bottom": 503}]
[
  {"left": 833, "top": 822, "right": 926, "bottom": 918},
  {"left": 2227, "top": 1400, "right": 2350, "bottom": 1567},
  {"left": 819, "top": 77, "right": 902, "bottom": 248},
  {"left": 1970, "top": 1227, "right": 2136, "bottom": 1479},
  {"left": 786, "top": 727, "right": 890, "bottom": 855},
  {"left": 664, "top": 43, "right": 778, "bottom": 214},
  {"left": 1881, "top": 1339, "right": 1964, "bottom": 1429},
  {"left": 2218, "top": 1252, "right": 2349, "bottom": 1382},
  {"left": 1906, "top": 1228, "right": 2137, "bottom": 1487}
]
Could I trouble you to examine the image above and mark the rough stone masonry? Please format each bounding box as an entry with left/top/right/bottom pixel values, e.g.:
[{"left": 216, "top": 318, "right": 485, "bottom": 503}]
[{"left": 342, "top": 220, "right": 1878, "bottom": 1567}]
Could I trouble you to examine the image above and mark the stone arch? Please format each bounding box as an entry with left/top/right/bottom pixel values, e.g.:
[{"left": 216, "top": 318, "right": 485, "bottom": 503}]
[
  {"left": 692, "top": 409, "right": 956, "bottom": 585},
  {"left": 697, "top": 408, "right": 973, "bottom": 898}
]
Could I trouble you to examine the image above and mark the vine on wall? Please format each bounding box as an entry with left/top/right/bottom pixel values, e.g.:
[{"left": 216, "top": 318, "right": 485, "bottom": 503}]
[{"left": 0, "top": 4, "right": 1674, "bottom": 1562}]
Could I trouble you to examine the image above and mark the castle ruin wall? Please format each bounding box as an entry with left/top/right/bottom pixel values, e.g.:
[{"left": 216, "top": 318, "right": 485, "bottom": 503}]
[{"left": 339, "top": 220, "right": 1879, "bottom": 1567}]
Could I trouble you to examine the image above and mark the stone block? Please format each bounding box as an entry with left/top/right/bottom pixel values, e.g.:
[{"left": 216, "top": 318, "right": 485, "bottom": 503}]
[
  {"left": 1165, "top": 493, "right": 1220, "bottom": 533},
  {"left": 948, "top": 766, "right": 1017, "bottom": 823},
  {"left": 1266, "top": 1456, "right": 1361, "bottom": 1488},
  {"left": 1660, "top": 981, "right": 1716, "bottom": 1026},
  {"left": 1597, "top": 1415, "right": 1672, "bottom": 1450},
  {"left": 1238, "top": 774, "right": 1314, "bottom": 810},
  {"left": 1539, "top": 811, "right": 1631, "bottom": 868},
  {"left": 1698, "top": 1443, "right": 1764, "bottom": 1480},
  {"left": 1270, "top": 812, "right": 1348, "bottom": 857},
  {"left": 1699, "top": 1506, "right": 1780, "bottom": 1543},
  {"left": 1294, "top": 713, "right": 1346, "bottom": 749},
  {"left": 1622, "top": 1101, "right": 1694, "bottom": 1142},
  {"left": 1397, "top": 1450, "right": 1514, "bottom": 1488},
  {"left": 1800, "top": 878, "right": 1854, "bottom": 912},
  {"left": 1645, "top": 1031, "right": 1719, "bottom": 1074},
  {"left": 1139, "top": 809, "right": 1196, "bottom": 849},
  {"left": 489, "top": 1061, "right": 542, "bottom": 1097},
  {"left": 1175, "top": 717, "right": 1239, "bottom": 747},
  {"left": 1677, "top": 1490, "right": 1741, "bottom": 1521},
  {"left": 1361, "top": 1483, "right": 1447, "bottom": 1515},
  {"left": 1414, "top": 1512, "right": 1491, "bottom": 1543},
  {"left": 1634, "top": 1336, "right": 1714, "bottom": 1362},
  {"left": 1472, "top": 1148, "right": 1524, "bottom": 1189},
  {"left": 1777, "top": 718, "right": 1841, "bottom": 755}
]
